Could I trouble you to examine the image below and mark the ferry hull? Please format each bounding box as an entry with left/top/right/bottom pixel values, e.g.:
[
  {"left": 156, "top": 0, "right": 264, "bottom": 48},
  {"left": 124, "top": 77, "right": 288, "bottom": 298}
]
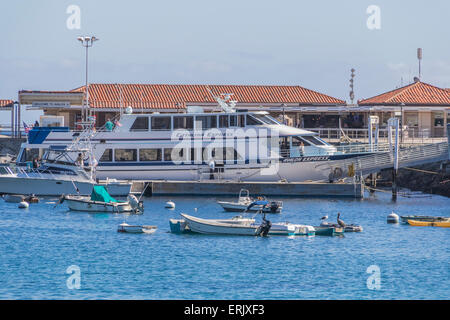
[{"left": 0, "top": 176, "right": 94, "bottom": 196}]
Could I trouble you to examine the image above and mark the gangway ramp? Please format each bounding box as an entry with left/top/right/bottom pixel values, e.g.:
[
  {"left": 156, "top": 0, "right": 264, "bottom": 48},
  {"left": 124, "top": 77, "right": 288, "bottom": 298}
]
[{"left": 317, "top": 142, "right": 449, "bottom": 177}]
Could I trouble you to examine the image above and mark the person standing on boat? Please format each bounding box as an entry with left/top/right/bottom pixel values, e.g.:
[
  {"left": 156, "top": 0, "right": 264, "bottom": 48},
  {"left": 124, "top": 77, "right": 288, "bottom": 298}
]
[
  {"left": 76, "top": 153, "right": 84, "bottom": 167},
  {"left": 105, "top": 118, "right": 114, "bottom": 131},
  {"left": 299, "top": 141, "right": 305, "bottom": 157},
  {"left": 32, "top": 156, "right": 40, "bottom": 169}
]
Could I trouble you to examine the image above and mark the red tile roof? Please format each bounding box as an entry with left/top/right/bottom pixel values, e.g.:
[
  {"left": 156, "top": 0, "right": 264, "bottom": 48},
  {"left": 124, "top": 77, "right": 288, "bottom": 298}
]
[
  {"left": 71, "top": 83, "right": 345, "bottom": 109},
  {"left": 0, "top": 100, "right": 14, "bottom": 108},
  {"left": 358, "top": 81, "right": 450, "bottom": 106}
]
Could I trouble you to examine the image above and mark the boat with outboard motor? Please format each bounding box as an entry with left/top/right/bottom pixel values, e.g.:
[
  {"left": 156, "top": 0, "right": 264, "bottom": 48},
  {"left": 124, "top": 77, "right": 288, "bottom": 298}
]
[
  {"left": 61, "top": 185, "right": 143, "bottom": 213},
  {"left": 400, "top": 215, "right": 450, "bottom": 224},
  {"left": 179, "top": 213, "right": 315, "bottom": 236},
  {"left": 217, "top": 189, "right": 282, "bottom": 213},
  {"left": 172, "top": 200, "right": 314, "bottom": 236}
]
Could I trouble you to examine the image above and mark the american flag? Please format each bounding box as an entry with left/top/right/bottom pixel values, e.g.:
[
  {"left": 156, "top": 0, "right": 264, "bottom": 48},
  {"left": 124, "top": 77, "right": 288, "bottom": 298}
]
[{"left": 23, "top": 121, "right": 31, "bottom": 134}]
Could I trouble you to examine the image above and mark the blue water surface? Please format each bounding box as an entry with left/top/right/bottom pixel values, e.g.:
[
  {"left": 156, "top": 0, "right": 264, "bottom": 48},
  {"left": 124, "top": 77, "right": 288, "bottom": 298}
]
[{"left": 0, "top": 190, "right": 448, "bottom": 300}]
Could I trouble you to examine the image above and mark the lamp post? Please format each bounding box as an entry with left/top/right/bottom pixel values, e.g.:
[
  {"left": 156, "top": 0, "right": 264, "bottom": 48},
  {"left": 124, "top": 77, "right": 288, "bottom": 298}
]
[
  {"left": 77, "top": 36, "right": 99, "bottom": 123},
  {"left": 400, "top": 102, "right": 405, "bottom": 144}
]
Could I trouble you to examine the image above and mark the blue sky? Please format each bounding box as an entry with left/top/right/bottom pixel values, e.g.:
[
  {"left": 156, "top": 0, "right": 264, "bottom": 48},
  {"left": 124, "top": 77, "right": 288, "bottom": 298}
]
[{"left": 1, "top": 0, "right": 449, "bottom": 122}]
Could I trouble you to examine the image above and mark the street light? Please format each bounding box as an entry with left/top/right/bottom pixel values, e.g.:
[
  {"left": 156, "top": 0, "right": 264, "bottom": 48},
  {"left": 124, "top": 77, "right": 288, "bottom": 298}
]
[
  {"left": 78, "top": 36, "right": 99, "bottom": 123},
  {"left": 400, "top": 103, "right": 405, "bottom": 144}
]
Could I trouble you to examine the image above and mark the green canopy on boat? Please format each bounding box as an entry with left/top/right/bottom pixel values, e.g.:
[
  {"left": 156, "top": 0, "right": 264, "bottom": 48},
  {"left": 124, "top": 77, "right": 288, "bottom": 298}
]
[{"left": 90, "top": 185, "right": 118, "bottom": 203}]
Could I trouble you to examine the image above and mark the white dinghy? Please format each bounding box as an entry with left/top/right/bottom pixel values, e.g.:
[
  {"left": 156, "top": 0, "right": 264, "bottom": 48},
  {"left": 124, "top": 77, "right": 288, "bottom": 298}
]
[
  {"left": 117, "top": 223, "right": 157, "bottom": 234},
  {"left": 62, "top": 185, "right": 143, "bottom": 214}
]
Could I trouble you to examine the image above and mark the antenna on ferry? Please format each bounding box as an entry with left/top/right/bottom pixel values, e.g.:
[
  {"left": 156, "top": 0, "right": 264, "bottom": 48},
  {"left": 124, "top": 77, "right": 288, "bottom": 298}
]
[{"left": 206, "top": 87, "right": 236, "bottom": 113}]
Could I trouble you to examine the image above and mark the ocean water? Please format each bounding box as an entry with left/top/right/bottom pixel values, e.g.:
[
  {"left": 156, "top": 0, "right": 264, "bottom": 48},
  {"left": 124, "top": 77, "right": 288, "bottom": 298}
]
[{"left": 0, "top": 191, "right": 448, "bottom": 300}]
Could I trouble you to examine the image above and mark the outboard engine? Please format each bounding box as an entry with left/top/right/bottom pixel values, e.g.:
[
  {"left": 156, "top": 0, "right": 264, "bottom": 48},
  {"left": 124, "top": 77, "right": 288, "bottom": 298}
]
[
  {"left": 127, "top": 194, "right": 143, "bottom": 213},
  {"left": 256, "top": 214, "right": 272, "bottom": 237},
  {"left": 269, "top": 201, "right": 279, "bottom": 213}
]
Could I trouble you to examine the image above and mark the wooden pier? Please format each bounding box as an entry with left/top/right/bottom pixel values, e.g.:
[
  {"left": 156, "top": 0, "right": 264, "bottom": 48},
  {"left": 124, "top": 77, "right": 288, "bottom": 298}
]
[{"left": 131, "top": 180, "right": 364, "bottom": 198}]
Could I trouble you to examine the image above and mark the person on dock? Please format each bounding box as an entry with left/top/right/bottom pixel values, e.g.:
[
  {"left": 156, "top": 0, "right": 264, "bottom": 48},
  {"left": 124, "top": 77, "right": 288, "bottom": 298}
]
[{"left": 105, "top": 118, "right": 114, "bottom": 131}]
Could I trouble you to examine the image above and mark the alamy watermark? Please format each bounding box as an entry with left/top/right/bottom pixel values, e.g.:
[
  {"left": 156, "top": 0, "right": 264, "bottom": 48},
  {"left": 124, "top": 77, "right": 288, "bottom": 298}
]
[
  {"left": 366, "top": 265, "right": 381, "bottom": 290},
  {"left": 66, "top": 5, "right": 81, "bottom": 30},
  {"left": 170, "top": 127, "right": 280, "bottom": 176},
  {"left": 366, "top": 5, "right": 381, "bottom": 30},
  {"left": 66, "top": 265, "right": 81, "bottom": 289}
]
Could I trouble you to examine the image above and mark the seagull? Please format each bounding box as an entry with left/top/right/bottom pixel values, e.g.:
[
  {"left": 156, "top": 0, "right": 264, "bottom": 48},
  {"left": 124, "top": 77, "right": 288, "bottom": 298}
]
[
  {"left": 337, "top": 212, "right": 346, "bottom": 228},
  {"left": 320, "top": 215, "right": 328, "bottom": 220}
]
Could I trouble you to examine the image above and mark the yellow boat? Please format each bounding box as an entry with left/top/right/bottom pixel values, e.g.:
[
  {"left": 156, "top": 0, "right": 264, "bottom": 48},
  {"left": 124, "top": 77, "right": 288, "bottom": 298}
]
[{"left": 407, "top": 220, "right": 450, "bottom": 228}]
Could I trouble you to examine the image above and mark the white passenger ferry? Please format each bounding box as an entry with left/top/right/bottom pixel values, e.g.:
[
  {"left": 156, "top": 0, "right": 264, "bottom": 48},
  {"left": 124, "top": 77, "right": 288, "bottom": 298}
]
[{"left": 16, "top": 98, "right": 384, "bottom": 182}]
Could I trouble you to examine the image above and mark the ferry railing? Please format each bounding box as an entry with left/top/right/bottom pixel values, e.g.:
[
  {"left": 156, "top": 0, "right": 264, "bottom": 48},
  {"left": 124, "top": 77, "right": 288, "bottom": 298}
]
[{"left": 304, "top": 127, "right": 448, "bottom": 144}]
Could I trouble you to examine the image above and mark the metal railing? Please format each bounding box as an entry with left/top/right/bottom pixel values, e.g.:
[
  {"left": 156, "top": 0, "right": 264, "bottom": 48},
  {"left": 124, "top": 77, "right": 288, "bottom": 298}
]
[{"left": 304, "top": 127, "right": 448, "bottom": 144}]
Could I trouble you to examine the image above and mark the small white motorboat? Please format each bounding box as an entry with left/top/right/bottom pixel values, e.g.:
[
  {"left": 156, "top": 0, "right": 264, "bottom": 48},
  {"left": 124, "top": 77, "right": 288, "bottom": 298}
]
[
  {"left": 62, "top": 186, "right": 143, "bottom": 213},
  {"left": 169, "top": 215, "right": 255, "bottom": 233},
  {"left": 3, "top": 194, "right": 25, "bottom": 203},
  {"left": 117, "top": 223, "right": 157, "bottom": 234},
  {"left": 179, "top": 212, "right": 315, "bottom": 236},
  {"left": 217, "top": 189, "right": 283, "bottom": 213}
]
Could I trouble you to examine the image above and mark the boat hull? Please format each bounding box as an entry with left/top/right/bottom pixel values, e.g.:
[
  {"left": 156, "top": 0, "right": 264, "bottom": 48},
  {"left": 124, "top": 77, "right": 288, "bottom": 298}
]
[
  {"left": 314, "top": 226, "right": 344, "bottom": 236},
  {"left": 118, "top": 223, "right": 157, "bottom": 233},
  {"left": 400, "top": 215, "right": 450, "bottom": 224},
  {"left": 407, "top": 220, "right": 450, "bottom": 228},
  {"left": 64, "top": 196, "right": 133, "bottom": 213},
  {"left": 217, "top": 201, "right": 282, "bottom": 213},
  {"left": 0, "top": 175, "right": 132, "bottom": 196}
]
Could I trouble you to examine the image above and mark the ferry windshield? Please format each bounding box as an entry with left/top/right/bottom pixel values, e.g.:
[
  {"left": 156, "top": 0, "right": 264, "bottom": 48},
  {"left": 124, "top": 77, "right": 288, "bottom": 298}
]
[
  {"left": 301, "top": 135, "right": 328, "bottom": 146},
  {"left": 251, "top": 114, "right": 280, "bottom": 125}
]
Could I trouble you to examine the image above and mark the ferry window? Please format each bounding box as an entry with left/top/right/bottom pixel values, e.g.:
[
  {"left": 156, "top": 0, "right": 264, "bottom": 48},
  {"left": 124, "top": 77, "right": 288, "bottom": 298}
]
[
  {"left": 312, "top": 136, "right": 327, "bottom": 146},
  {"left": 164, "top": 148, "right": 185, "bottom": 162},
  {"left": 246, "top": 114, "right": 263, "bottom": 125},
  {"left": 230, "top": 115, "right": 237, "bottom": 127},
  {"left": 115, "top": 149, "right": 137, "bottom": 162},
  {"left": 230, "top": 115, "right": 245, "bottom": 127},
  {"left": 173, "top": 116, "right": 193, "bottom": 130},
  {"left": 139, "top": 149, "right": 161, "bottom": 161},
  {"left": 151, "top": 116, "right": 172, "bottom": 130},
  {"left": 99, "top": 149, "right": 113, "bottom": 162},
  {"left": 292, "top": 137, "right": 305, "bottom": 147},
  {"left": 219, "top": 115, "right": 229, "bottom": 128},
  {"left": 130, "top": 117, "right": 149, "bottom": 131},
  {"left": 238, "top": 115, "right": 245, "bottom": 127},
  {"left": 195, "top": 116, "right": 217, "bottom": 129}
]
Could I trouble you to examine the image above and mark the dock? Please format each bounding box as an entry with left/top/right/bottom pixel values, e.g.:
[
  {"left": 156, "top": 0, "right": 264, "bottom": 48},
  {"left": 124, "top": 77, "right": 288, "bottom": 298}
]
[{"left": 131, "top": 180, "right": 364, "bottom": 198}]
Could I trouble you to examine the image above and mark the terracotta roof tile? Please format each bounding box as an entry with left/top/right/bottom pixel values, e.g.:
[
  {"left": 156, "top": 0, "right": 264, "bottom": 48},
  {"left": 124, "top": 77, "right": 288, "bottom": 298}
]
[
  {"left": 358, "top": 81, "right": 450, "bottom": 106},
  {"left": 0, "top": 99, "right": 14, "bottom": 108},
  {"left": 71, "top": 83, "right": 345, "bottom": 109}
]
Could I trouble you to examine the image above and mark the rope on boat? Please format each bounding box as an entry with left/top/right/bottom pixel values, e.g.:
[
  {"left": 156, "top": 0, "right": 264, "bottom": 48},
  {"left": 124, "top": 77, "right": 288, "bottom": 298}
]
[
  {"left": 402, "top": 167, "right": 440, "bottom": 175},
  {"left": 363, "top": 185, "right": 432, "bottom": 198}
]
